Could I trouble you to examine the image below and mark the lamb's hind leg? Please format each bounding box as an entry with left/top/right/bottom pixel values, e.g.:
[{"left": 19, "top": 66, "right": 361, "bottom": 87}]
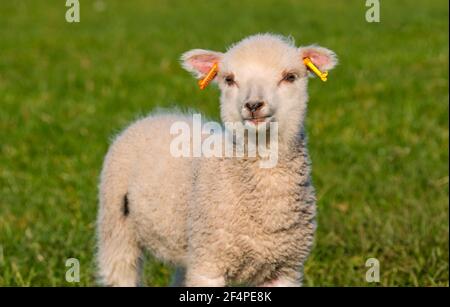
[
  {"left": 97, "top": 192, "right": 143, "bottom": 286},
  {"left": 97, "top": 144, "right": 143, "bottom": 286}
]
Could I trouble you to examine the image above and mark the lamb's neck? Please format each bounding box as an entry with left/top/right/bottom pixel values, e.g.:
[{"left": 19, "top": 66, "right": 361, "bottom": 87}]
[
  {"left": 231, "top": 128, "right": 310, "bottom": 176},
  {"left": 270, "top": 129, "right": 309, "bottom": 172},
  {"left": 280, "top": 127, "right": 309, "bottom": 159},
  {"left": 224, "top": 130, "right": 312, "bottom": 219}
]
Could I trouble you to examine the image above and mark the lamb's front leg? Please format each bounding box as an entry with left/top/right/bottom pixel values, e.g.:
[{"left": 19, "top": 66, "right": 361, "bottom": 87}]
[
  {"left": 260, "top": 270, "right": 302, "bottom": 287},
  {"left": 185, "top": 263, "right": 225, "bottom": 287}
]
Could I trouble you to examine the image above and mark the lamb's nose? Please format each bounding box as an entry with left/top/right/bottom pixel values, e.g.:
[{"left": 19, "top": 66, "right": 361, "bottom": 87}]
[{"left": 245, "top": 101, "right": 265, "bottom": 113}]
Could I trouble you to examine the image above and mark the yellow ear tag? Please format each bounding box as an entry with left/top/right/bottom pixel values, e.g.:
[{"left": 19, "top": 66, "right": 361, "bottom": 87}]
[
  {"left": 303, "top": 57, "right": 328, "bottom": 82},
  {"left": 198, "top": 63, "right": 219, "bottom": 90}
]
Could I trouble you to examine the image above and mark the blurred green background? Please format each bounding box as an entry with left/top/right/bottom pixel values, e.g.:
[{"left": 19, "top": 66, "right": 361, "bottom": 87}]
[{"left": 0, "top": 0, "right": 448, "bottom": 286}]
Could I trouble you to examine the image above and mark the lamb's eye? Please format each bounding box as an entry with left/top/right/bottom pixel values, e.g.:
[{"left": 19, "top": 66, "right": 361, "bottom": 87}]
[
  {"left": 224, "top": 75, "right": 235, "bottom": 86},
  {"left": 282, "top": 73, "right": 297, "bottom": 83}
]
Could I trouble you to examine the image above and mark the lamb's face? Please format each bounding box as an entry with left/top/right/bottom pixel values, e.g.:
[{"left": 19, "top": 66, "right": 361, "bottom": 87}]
[
  {"left": 218, "top": 36, "right": 310, "bottom": 129},
  {"left": 182, "top": 34, "right": 337, "bottom": 131}
]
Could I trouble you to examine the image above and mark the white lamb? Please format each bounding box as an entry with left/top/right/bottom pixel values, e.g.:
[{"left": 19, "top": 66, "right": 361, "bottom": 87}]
[{"left": 97, "top": 33, "right": 337, "bottom": 287}]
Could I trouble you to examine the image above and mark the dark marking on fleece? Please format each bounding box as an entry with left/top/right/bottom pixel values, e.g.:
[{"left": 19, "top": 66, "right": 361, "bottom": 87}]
[{"left": 122, "top": 194, "right": 130, "bottom": 217}]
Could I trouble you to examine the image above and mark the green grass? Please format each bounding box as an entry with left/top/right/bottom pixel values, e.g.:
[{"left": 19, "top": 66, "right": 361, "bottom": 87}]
[{"left": 0, "top": 0, "right": 448, "bottom": 286}]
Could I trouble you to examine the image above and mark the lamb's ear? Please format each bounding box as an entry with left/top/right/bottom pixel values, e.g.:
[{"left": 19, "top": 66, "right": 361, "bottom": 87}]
[
  {"left": 299, "top": 45, "right": 338, "bottom": 72},
  {"left": 181, "top": 49, "right": 223, "bottom": 78}
]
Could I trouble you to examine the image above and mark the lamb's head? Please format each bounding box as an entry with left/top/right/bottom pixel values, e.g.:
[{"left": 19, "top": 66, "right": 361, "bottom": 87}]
[{"left": 182, "top": 34, "right": 337, "bottom": 136}]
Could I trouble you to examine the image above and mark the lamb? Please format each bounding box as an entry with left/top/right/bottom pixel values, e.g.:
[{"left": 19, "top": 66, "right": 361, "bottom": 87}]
[{"left": 96, "top": 33, "right": 337, "bottom": 287}]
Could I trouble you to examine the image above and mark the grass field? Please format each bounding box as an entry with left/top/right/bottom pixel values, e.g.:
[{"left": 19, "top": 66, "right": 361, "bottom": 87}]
[{"left": 0, "top": 0, "right": 448, "bottom": 286}]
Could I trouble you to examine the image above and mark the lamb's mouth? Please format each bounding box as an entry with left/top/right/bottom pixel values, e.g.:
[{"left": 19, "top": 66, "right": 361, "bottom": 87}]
[{"left": 243, "top": 115, "right": 273, "bottom": 126}]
